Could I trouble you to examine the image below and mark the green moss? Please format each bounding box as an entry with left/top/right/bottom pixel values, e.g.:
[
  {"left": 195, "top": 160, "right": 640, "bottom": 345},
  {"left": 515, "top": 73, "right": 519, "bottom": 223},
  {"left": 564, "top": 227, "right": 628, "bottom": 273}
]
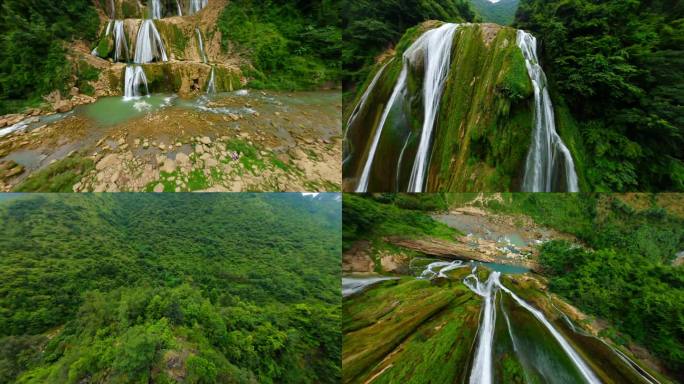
[
  {"left": 155, "top": 22, "right": 188, "bottom": 59},
  {"left": 428, "top": 24, "right": 534, "bottom": 192},
  {"left": 343, "top": 278, "right": 479, "bottom": 383},
  {"left": 12, "top": 154, "right": 94, "bottom": 192}
]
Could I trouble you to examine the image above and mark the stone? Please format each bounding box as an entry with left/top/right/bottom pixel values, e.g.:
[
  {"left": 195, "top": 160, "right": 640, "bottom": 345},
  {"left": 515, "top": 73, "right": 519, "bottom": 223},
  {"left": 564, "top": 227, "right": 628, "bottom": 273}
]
[
  {"left": 119, "top": 143, "right": 129, "bottom": 150},
  {"left": 161, "top": 159, "right": 176, "bottom": 173},
  {"left": 206, "top": 158, "right": 218, "bottom": 168},
  {"left": 143, "top": 141, "right": 150, "bottom": 149},
  {"left": 96, "top": 154, "right": 119, "bottom": 171},
  {"left": 70, "top": 87, "right": 79, "bottom": 96},
  {"left": 260, "top": 151, "right": 268, "bottom": 156},
  {"left": 54, "top": 100, "right": 73, "bottom": 113},
  {"left": 153, "top": 183, "right": 165, "bottom": 193},
  {"left": 289, "top": 148, "right": 307, "bottom": 160},
  {"left": 176, "top": 153, "right": 190, "bottom": 166},
  {"left": 117, "top": 138, "right": 126, "bottom": 145},
  {"left": 134, "top": 139, "right": 141, "bottom": 146},
  {"left": 200, "top": 136, "right": 212, "bottom": 145},
  {"left": 195, "top": 145, "right": 205, "bottom": 154}
]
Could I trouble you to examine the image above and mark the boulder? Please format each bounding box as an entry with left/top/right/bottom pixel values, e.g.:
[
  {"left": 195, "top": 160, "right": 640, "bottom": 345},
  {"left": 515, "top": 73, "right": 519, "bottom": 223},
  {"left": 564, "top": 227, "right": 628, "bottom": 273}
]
[{"left": 54, "top": 100, "right": 73, "bottom": 113}]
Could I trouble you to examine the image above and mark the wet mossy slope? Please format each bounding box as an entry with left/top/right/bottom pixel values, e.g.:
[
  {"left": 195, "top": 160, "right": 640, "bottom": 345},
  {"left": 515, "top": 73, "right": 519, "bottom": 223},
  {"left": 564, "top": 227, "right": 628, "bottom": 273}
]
[{"left": 344, "top": 22, "right": 538, "bottom": 191}]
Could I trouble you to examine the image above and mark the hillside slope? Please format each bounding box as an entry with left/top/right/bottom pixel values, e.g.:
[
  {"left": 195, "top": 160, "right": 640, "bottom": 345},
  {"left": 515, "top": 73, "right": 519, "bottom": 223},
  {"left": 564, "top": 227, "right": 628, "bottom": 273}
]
[{"left": 0, "top": 193, "right": 341, "bottom": 384}]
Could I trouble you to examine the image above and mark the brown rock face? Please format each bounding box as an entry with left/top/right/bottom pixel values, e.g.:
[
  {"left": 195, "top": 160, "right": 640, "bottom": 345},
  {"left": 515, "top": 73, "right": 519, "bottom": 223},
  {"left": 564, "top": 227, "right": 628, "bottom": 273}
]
[
  {"left": 343, "top": 241, "right": 375, "bottom": 273},
  {"left": 54, "top": 100, "right": 74, "bottom": 113}
]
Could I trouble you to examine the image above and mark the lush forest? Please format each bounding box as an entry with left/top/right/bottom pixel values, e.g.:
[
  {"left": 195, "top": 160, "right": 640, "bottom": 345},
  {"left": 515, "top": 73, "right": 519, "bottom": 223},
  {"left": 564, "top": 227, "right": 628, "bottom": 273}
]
[
  {"left": 343, "top": 193, "right": 684, "bottom": 379},
  {"left": 515, "top": 0, "right": 684, "bottom": 191},
  {"left": 217, "top": 0, "right": 341, "bottom": 90},
  {"left": 0, "top": 193, "right": 341, "bottom": 383},
  {"left": 340, "top": 0, "right": 475, "bottom": 91},
  {"left": 0, "top": 0, "right": 99, "bottom": 114},
  {"left": 469, "top": 0, "right": 519, "bottom": 25}
]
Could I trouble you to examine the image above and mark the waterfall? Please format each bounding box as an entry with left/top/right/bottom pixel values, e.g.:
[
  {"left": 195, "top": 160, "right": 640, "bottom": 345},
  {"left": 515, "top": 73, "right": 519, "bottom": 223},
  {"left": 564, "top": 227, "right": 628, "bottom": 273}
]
[
  {"left": 150, "top": 0, "right": 163, "bottom": 19},
  {"left": 113, "top": 20, "right": 129, "bottom": 62},
  {"left": 517, "top": 30, "right": 579, "bottom": 192},
  {"left": 465, "top": 271, "right": 500, "bottom": 384},
  {"left": 124, "top": 65, "right": 149, "bottom": 100},
  {"left": 176, "top": 0, "right": 183, "bottom": 16},
  {"left": 105, "top": 20, "right": 113, "bottom": 36},
  {"left": 355, "top": 67, "right": 408, "bottom": 192},
  {"left": 206, "top": 66, "right": 216, "bottom": 94},
  {"left": 457, "top": 266, "right": 600, "bottom": 384},
  {"left": 134, "top": 20, "right": 168, "bottom": 64},
  {"left": 109, "top": 0, "right": 115, "bottom": 18},
  {"left": 188, "top": 0, "right": 208, "bottom": 15},
  {"left": 196, "top": 28, "right": 208, "bottom": 63},
  {"left": 354, "top": 23, "right": 458, "bottom": 193},
  {"left": 343, "top": 61, "right": 390, "bottom": 166},
  {"left": 406, "top": 23, "right": 459, "bottom": 192}
]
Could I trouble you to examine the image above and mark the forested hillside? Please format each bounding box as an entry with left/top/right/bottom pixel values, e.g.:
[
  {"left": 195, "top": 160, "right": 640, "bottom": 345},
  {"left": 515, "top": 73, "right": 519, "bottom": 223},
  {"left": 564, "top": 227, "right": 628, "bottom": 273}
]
[
  {"left": 469, "top": 0, "right": 519, "bottom": 25},
  {"left": 340, "top": 0, "right": 475, "bottom": 90},
  {"left": 0, "top": 193, "right": 341, "bottom": 383},
  {"left": 515, "top": 0, "right": 684, "bottom": 191}
]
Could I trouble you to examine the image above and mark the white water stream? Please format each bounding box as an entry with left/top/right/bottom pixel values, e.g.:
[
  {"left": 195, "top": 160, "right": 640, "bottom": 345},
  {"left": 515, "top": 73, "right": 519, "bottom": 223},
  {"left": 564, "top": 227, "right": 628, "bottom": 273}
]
[
  {"left": 196, "top": 27, "right": 208, "bottom": 63},
  {"left": 113, "top": 20, "right": 129, "bottom": 62},
  {"left": 134, "top": 19, "right": 168, "bottom": 64},
  {"left": 406, "top": 23, "right": 459, "bottom": 192},
  {"left": 124, "top": 65, "right": 149, "bottom": 100},
  {"left": 189, "top": 0, "right": 208, "bottom": 15},
  {"left": 150, "top": 0, "right": 163, "bottom": 19},
  {"left": 206, "top": 66, "right": 216, "bottom": 94},
  {"left": 517, "top": 30, "right": 579, "bottom": 192}
]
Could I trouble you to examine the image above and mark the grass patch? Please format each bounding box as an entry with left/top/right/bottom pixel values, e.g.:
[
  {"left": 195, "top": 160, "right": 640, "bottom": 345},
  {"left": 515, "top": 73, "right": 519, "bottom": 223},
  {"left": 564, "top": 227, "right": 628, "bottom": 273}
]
[{"left": 13, "top": 154, "right": 94, "bottom": 192}]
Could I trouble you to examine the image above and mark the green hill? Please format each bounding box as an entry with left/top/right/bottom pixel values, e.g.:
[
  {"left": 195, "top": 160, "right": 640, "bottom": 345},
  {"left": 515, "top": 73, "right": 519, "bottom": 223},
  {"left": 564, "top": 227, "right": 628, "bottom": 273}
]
[
  {"left": 469, "top": 0, "right": 519, "bottom": 25},
  {"left": 0, "top": 193, "right": 341, "bottom": 384}
]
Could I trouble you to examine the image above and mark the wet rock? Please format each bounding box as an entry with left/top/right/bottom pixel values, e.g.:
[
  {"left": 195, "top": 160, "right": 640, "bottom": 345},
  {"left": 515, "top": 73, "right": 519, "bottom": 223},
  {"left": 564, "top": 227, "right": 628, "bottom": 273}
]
[{"left": 54, "top": 100, "right": 73, "bottom": 113}]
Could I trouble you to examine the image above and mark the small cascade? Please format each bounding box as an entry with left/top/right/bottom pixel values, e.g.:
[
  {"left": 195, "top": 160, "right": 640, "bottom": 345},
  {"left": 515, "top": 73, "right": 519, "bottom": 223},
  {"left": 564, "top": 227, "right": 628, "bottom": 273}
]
[
  {"left": 188, "top": 0, "right": 208, "bottom": 15},
  {"left": 109, "top": 0, "right": 115, "bottom": 18},
  {"left": 196, "top": 27, "right": 208, "bottom": 63},
  {"left": 406, "top": 23, "right": 459, "bottom": 192},
  {"left": 517, "top": 30, "right": 579, "bottom": 192},
  {"left": 454, "top": 265, "right": 600, "bottom": 384},
  {"left": 113, "top": 20, "right": 129, "bottom": 62},
  {"left": 355, "top": 67, "right": 408, "bottom": 192},
  {"left": 206, "top": 66, "right": 216, "bottom": 94},
  {"left": 354, "top": 23, "right": 459, "bottom": 193},
  {"left": 106, "top": 20, "right": 113, "bottom": 36},
  {"left": 176, "top": 0, "right": 183, "bottom": 16},
  {"left": 150, "top": 0, "right": 163, "bottom": 19},
  {"left": 465, "top": 271, "right": 500, "bottom": 384},
  {"left": 134, "top": 19, "right": 168, "bottom": 64},
  {"left": 124, "top": 65, "right": 149, "bottom": 100},
  {"left": 343, "top": 60, "right": 390, "bottom": 166}
]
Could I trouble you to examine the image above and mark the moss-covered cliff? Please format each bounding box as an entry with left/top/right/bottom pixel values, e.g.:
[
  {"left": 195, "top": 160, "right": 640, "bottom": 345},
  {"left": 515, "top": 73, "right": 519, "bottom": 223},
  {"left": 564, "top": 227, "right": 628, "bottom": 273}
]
[{"left": 343, "top": 21, "right": 587, "bottom": 192}]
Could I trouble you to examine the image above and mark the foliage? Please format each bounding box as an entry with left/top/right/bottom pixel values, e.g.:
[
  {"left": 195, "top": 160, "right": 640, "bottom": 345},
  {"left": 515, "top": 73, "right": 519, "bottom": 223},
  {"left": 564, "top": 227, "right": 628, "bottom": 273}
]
[
  {"left": 340, "top": 0, "right": 475, "bottom": 91},
  {"left": 217, "top": 0, "right": 341, "bottom": 90},
  {"left": 0, "top": 193, "right": 341, "bottom": 383},
  {"left": 12, "top": 154, "right": 94, "bottom": 192},
  {"left": 0, "top": 0, "right": 99, "bottom": 114},
  {"left": 343, "top": 194, "right": 457, "bottom": 250},
  {"left": 539, "top": 241, "right": 684, "bottom": 376},
  {"left": 515, "top": 0, "right": 684, "bottom": 191},
  {"left": 469, "top": 0, "right": 520, "bottom": 25}
]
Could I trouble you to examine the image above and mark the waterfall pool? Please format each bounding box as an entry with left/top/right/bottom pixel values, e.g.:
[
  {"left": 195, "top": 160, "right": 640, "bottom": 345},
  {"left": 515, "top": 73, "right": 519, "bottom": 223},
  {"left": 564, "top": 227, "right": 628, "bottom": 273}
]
[{"left": 0, "top": 90, "right": 341, "bottom": 192}]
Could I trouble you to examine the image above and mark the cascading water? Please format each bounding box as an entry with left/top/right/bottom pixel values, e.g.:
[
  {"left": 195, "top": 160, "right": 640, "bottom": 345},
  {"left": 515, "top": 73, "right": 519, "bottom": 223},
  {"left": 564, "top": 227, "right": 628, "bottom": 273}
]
[
  {"left": 206, "top": 66, "right": 216, "bottom": 94},
  {"left": 355, "top": 67, "right": 408, "bottom": 192},
  {"left": 109, "top": 0, "right": 115, "bottom": 18},
  {"left": 176, "top": 0, "right": 183, "bottom": 16},
  {"left": 465, "top": 271, "right": 500, "bottom": 384},
  {"left": 124, "top": 65, "right": 149, "bottom": 100},
  {"left": 134, "top": 19, "right": 168, "bottom": 64},
  {"left": 354, "top": 23, "right": 459, "bottom": 193},
  {"left": 406, "top": 23, "right": 459, "bottom": 192},
  {"left": 113, "top": 20, "right": 129, "bottom": 62},
  {"left": 517, "top": 30, "right": 579, "bottom": 192},
  {"left": 196, "top": 27, "right": 208, "bottom": 63},
  {"left": 188, "top": 0, "right": 208, "bottom": 15},
  {"left": 150, "top": 0, "right": 163, "bottom": 19}
]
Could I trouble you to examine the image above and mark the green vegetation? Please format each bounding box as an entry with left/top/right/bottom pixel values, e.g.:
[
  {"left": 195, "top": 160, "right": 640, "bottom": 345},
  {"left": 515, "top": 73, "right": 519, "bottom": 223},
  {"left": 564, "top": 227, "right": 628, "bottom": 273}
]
[
  {"left": 343, "top": 272, "right": 479, "bottom": 384},
  {"left": 340, "top": 0, "right": 475, "bottom": 92},
  {"left": 516, "top": 0, "right": 684, "bottom": 191},
  {"left": 343, "top": 194, "right": 456, "bottom": 250},
  {"left": 0, "top": 193, "right": 341, "bottom": 383},
  {"left": 217, "top": 0, "right": 341, "bottom": 90},
  {"left": 453, "top": 193, "right": 684, "bottom": 378},
  {"left": 12, "top": 154, "right": 94, "bottom": 192},
  {"left": 0, "top": 0, "right": 100, "bottom": 114},
  {"left": 469, "top": 0, "right": 520, "bottom": 25}
]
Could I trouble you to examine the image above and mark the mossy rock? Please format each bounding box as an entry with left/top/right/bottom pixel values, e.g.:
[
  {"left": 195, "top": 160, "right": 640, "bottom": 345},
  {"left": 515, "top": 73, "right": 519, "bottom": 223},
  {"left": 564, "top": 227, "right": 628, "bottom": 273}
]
[{"left": 155, "top": 21, "right": 190, "bottom": 60}]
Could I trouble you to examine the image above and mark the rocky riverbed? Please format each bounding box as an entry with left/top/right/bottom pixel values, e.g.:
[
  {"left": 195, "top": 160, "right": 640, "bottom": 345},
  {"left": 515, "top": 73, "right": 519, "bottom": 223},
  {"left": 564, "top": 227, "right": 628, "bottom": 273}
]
[{"left": 0, "top": 90, "right": 341, "bottom": 192}]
